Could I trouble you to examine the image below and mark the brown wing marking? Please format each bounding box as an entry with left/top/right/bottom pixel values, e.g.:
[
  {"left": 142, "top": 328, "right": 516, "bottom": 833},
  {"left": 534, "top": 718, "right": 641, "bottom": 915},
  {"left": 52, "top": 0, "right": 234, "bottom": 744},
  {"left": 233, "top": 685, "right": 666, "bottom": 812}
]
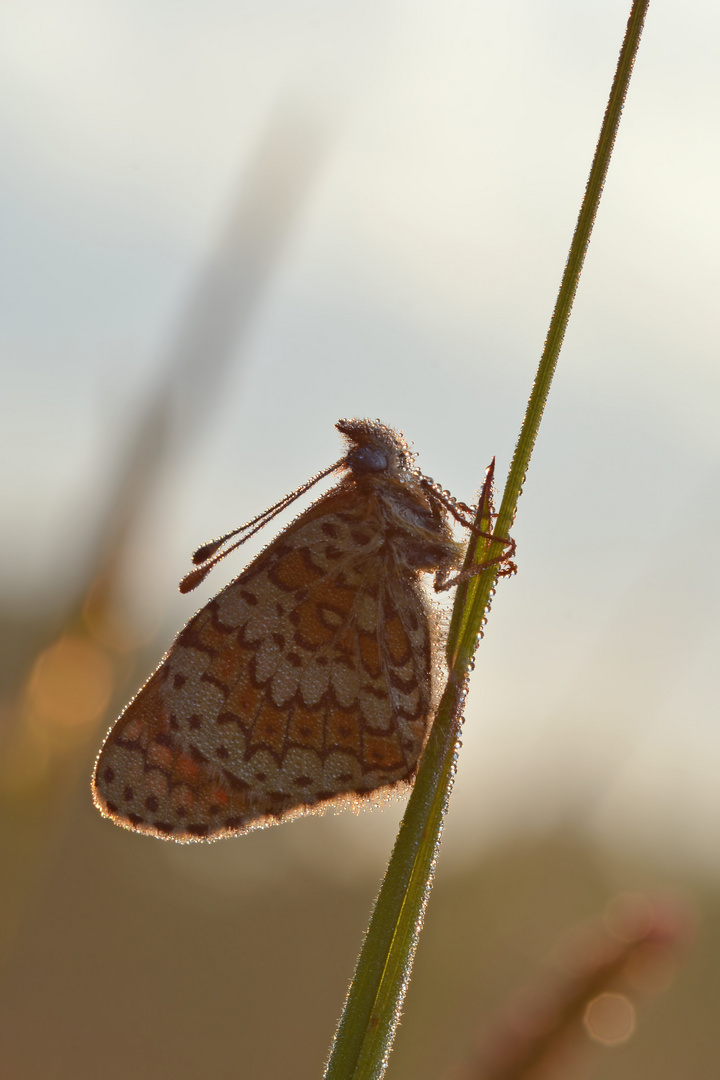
[
  {"left": 372, "top": 575, "right": 433, "bottom": 776},
  {"left": 93, "top": 494, "right": 436, "bottom": 840},
  {"left": 92, "top": 665, "right": 256, "bottom": 840}
]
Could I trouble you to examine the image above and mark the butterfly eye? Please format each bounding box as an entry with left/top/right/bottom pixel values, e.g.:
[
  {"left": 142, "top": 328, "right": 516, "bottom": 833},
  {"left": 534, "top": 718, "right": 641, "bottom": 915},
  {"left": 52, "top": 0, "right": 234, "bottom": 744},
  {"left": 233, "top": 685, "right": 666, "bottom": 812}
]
[{"left": 348, "top": 446, "right": 388, "bottom": 473}]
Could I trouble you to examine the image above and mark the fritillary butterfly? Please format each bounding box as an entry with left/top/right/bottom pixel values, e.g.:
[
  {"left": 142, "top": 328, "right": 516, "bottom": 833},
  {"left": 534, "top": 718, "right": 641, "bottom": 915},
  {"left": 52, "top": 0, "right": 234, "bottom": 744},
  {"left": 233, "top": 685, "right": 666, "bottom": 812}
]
[{"left": 93, "top": 418, "right": 506, "bottom": 841}]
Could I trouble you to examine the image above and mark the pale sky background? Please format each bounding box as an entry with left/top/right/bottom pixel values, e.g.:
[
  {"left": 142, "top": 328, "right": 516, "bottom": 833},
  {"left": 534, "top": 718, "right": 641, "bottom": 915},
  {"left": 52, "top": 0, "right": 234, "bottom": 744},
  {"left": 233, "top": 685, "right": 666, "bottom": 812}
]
[{"left": 2, "top": 0, "right": 720, "bottom": 879}]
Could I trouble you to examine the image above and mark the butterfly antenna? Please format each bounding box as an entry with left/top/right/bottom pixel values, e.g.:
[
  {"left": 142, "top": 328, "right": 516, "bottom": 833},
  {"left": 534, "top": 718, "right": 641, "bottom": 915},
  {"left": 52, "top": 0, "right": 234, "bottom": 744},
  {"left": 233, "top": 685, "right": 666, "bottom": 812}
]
[{"left": 179, "top": 457, "right": 345, "bottom": 593}]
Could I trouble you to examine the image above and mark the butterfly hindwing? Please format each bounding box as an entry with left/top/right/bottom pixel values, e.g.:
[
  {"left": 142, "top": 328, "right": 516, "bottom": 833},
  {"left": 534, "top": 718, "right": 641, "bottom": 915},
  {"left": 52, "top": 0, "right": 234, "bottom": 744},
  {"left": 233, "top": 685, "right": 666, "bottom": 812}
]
[{"left": 93, "top": 486, "right": 434, "bottom": 840}]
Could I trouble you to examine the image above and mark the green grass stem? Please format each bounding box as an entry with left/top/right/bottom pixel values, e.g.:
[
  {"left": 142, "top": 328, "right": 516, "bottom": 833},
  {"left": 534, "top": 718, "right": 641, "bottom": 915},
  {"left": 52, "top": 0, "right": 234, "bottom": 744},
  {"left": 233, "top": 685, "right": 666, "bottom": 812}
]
[{"left": 324, "top": 3, "right": 650, "bottom": 1077}]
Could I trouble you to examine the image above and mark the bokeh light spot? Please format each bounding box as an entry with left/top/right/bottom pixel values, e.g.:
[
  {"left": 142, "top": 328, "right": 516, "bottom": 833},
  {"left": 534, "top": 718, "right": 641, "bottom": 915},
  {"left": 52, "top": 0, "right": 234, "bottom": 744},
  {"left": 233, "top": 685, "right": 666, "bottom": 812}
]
[
  {"left": 583, "top": 992, "right": 636, "bottom": 1045},
  {"left": 28, "top": 636, "right": 114, "bottom": 729}
]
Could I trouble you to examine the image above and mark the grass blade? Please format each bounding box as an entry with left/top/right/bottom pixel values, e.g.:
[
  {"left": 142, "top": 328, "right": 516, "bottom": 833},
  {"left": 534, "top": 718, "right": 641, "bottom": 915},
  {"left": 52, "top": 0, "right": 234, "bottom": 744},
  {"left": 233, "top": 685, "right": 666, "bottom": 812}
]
[{"left": 324, "top": 3, "right": 651, "bottom": 1078}]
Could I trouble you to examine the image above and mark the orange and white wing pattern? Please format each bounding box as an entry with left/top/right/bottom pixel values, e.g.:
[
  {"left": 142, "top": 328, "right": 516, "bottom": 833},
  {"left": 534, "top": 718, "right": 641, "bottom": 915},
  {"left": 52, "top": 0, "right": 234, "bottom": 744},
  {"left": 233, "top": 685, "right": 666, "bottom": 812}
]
[{"left": 93, "top": 418, "right": 464, "bottom": 841}]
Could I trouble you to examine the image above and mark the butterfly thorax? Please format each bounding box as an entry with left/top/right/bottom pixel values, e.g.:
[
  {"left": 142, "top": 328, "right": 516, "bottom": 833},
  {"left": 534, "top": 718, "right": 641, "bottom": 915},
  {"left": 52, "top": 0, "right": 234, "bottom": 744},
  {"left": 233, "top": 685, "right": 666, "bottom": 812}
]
[
  {"left": 337, "top": 417, "right": 463, "bottom": 578},
  {"left": 342, "top": 474, "right": 462, "bottom": 578}
]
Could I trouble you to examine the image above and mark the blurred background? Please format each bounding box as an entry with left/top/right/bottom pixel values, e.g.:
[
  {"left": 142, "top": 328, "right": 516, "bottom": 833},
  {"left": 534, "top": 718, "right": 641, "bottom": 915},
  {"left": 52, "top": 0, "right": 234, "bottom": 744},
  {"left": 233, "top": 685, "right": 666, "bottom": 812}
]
[{"left": 2, "top": 1, "right": 720, "bottom": 1076}]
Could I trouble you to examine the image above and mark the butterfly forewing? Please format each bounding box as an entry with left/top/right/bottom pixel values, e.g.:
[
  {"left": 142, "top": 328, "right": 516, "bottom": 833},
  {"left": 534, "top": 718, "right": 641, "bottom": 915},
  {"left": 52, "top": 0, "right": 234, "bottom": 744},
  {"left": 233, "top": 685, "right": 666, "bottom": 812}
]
[{"left": 93, "top": 457, "right": 446, "bottom": 841}]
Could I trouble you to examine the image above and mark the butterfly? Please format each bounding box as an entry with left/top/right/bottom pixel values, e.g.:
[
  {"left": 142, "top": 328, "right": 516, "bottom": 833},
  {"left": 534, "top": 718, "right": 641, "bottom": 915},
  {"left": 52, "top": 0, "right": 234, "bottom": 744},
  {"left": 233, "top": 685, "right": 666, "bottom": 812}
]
[{"left": 92, "top": 418, "right": 512, "bottom": 841}]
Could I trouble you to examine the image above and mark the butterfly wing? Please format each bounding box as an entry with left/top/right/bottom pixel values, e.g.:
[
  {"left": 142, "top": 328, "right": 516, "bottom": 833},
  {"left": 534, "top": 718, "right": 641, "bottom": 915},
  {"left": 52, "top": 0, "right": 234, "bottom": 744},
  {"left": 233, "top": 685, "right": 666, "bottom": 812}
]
[{"left": 93, "top": 487, "right": 434, "bottom": 841}]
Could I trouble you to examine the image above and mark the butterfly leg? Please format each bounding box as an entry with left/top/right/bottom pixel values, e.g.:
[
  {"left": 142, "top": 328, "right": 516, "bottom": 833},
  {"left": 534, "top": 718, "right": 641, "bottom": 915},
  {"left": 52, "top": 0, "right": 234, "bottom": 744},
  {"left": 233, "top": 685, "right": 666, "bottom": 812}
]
[{"left": 433, "top": 538, "right": 517, "bottom": 593}]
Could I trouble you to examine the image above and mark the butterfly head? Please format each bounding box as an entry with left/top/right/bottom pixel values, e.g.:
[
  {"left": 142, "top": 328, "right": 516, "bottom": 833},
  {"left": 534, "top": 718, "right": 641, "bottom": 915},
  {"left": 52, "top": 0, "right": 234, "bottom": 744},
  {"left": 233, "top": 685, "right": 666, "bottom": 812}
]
[{"left": 336, "top": 418, "right": 416, "bottom": 480}]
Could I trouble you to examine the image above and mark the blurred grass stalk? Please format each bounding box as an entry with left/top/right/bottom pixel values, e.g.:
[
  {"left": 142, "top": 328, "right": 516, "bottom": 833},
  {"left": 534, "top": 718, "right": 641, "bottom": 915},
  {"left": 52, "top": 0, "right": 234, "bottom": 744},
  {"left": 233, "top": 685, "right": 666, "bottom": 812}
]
[
  {"left": 450, "top": 894, "right": 689, "bottom": 1080},
  {"left": 0, "top": 106, "right": 331, "bottom": 963},
  {"left": 323, "top": 2, "right": 651, "bottom": 1078}
]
